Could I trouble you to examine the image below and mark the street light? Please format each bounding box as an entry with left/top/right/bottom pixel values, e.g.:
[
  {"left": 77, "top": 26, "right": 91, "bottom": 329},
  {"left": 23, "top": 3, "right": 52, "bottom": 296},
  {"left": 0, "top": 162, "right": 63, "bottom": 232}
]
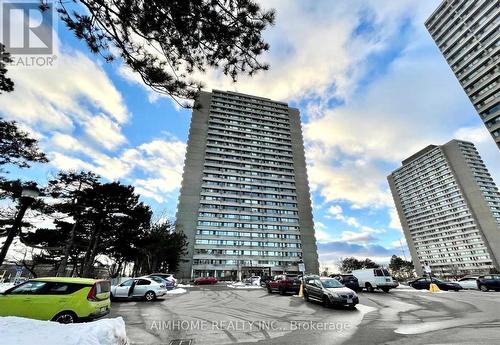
[{"left": 0, "top": 185, "right": 40, "bottom": 265}]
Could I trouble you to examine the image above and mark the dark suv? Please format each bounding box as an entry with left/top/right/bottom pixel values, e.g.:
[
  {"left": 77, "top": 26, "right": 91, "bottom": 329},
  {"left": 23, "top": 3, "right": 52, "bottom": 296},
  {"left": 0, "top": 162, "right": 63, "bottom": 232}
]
[
  {"left": 266, "top": 274, "right": 301, "bottom": 295},
  {"left": 477, "top": 275, "right": 500, "bottom": 292},
  {"left": 303, "top": 276, "right": 358, "bottom": 308},
  {"left": 331, "top": 274, "right": 360, "bottom": 292}
]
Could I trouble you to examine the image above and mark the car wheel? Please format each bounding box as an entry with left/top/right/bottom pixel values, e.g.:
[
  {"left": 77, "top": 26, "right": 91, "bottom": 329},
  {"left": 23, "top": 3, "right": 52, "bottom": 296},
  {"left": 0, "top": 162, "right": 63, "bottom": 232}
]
[
  {"left": 382, "top": 287, "right": 390, "bottom": 293},
  {"left": 52, "top": 311, "right": 78, "bottom": 324},
  {"left": 267, "top": 286, "right": 273, "bottom": 293},
  {"left": 322, "top": 296, "right": 331, "bottom": 308},
  {"left": 145, "top": 291, "right": 156, "bottom": 301},
  {"left": 479, "top": 285, "right": 489, "bottom": 292},
  {"left": 366, "top": 283, "right": 374, "bottom": 292},
  {"left": 279, "top": 287, "right": 286, "bottom": 296},
  {"left": 304, "top": 291, "right": 310, "bottom": 302}
]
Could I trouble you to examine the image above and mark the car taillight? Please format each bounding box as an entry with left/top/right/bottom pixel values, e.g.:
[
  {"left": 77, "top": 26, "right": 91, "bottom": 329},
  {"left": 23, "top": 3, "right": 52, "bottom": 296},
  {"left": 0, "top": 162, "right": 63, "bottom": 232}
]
[{"left": 87, "top": 284, "right": 97, "bottom": 301}]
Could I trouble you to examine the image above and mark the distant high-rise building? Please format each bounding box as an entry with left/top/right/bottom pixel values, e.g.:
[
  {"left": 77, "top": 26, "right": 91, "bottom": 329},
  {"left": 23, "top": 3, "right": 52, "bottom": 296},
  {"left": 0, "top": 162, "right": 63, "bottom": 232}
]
[
  {"left": 388, "top": 140, "right": 500, "bottom": 276},
  {"left": 425, "top": 0, "right": 500, "bottom": 148},
  {"left": 175, "top": 90, "right": 319, "bottom": 280}
]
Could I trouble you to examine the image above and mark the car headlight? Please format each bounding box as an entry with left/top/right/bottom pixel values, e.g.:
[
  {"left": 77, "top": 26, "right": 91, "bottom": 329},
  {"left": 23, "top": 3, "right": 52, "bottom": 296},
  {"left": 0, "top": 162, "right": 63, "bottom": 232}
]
[{"left": 328, "top": 292, "right": 340, "bottom": 298}]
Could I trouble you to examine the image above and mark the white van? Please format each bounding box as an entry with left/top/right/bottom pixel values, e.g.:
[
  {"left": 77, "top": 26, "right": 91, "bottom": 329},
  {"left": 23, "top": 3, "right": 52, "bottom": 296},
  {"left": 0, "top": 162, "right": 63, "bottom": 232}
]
[{"left": 351, "top": 268, "right": 398, "bottom": 293}]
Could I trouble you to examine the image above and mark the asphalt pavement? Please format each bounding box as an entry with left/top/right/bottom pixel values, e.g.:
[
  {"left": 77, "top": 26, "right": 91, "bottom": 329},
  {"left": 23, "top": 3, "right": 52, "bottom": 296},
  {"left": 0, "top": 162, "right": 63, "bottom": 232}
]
[{"left": 108, "top": 284, "right": 500, "bottom": 345}]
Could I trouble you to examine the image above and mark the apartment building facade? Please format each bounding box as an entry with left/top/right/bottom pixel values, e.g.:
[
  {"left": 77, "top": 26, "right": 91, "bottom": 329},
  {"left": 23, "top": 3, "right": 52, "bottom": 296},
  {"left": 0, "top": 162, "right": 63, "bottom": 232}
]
[
  {"left": 175, "top": 90, "right": 319, "bottom": 280},
  {"left": 388, "top": 140, "right": 500, "bottom": 276},
  {"left": 425, "top": 0, "right": 500, "bottom": 148}
]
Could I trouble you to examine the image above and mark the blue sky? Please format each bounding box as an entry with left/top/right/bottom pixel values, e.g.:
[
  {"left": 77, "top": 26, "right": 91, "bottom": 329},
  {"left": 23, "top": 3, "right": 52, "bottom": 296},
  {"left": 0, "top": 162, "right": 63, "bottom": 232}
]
[{"left": 1, "top": 0, "right": 499, "bottom": 269}]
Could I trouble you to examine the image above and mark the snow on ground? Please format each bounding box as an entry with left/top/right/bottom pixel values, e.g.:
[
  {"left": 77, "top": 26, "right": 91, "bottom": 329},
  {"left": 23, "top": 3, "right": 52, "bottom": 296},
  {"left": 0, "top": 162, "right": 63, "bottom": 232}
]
[
  {"left": 0, "top": 316, "right": 128, "bottom": 345},
  {"left": 0, "top": 283, "right": 14, "bottom": 292},
  {"left": 227, "top": 282, "right": 262, "bottom": 289},
  {"left": 176, "top": 284, "right": 192, "bottom": 288},
  {"left": 166, "top": 288, "right": 187, "bottom": 295},
  {"left": 394, "top": 285, "right": 448, "bottom": 293}
]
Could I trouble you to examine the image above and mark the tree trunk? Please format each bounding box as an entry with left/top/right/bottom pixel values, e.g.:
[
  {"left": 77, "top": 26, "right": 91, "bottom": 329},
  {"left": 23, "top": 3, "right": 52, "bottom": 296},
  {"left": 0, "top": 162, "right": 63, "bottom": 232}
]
[
  {"left": 0, "top": 202, "right": 30, "bottom": 265},
  {"left": 57, "top": 180, "right": 84, "bottom": 277},
  {"left": 56, "top": 220, "right": 78, "bottom": 276},
  {"left": 82, "top": 220, "right": 102, "bottom": 277}
]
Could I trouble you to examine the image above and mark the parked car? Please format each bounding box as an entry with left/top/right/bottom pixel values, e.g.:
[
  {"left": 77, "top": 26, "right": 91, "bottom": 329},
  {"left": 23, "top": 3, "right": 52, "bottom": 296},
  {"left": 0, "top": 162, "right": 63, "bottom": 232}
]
[
  {"left": 351, "top": 268, "right": 398, "bottom": 292},
  {"left": 146, "top": 273, "right": 177, "bottom": 286},
  {"left": 409, "top": 277, "right": 462, "bottom": 291},
  {"left": 303, "top": 276, "right": 358, "bottom": 308},
  {"left": 144, "top": 275, "right": 175, "bottom": 290},
  {"left": 193, "top": 276, "right": 218, "bottom": 285},
  {"left": 266, "top": 274, "right": 301, "bottom": 295},
  {"left": 260, "top": 275, "right": 272, "bottom": 287},
  {"left": 457, "top": 276, "right": 479, "bottom": 290},
  {"left": 111, "top": 277, "right": 167, "bottom": 301},
  {"left": 477, "top": 275, "right": 500, "bottom": 292},
  {"left": 331, "top": 274, "right": 360, "bottom": 292},
  {"left": 0, "top": 277, "right": 111, "bottom": 323},
  {"left": 245, "top": 276, "right": 261, "bottom": 286}
]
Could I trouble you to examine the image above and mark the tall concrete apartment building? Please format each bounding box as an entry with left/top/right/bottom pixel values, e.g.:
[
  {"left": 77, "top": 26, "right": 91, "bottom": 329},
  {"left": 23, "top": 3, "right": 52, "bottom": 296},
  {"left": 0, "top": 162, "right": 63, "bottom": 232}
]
[
  {"left": 388, "top": 140, "right": 500, "bottom": 276},
  {"left": 425, "top": 0, "right": 500, "bottom": 148},
  {"left": 175, "top": 90, "right": 319, "bottom": 280}
]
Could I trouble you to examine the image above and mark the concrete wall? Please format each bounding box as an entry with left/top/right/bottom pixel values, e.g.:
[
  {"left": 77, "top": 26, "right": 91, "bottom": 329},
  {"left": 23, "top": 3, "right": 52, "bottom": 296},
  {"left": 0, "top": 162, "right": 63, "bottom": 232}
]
[
  {"left": 174, "top": 92, "right": 211, "bottom": 280},
  {"left": 442, "top": 140, "right": 500, "bottom": 271},
  {"left": 289, "top": 108, "right": 319, "bottom": 275},
  {"left": 387, "top": 175, "right": 424, "bottom": 276}
]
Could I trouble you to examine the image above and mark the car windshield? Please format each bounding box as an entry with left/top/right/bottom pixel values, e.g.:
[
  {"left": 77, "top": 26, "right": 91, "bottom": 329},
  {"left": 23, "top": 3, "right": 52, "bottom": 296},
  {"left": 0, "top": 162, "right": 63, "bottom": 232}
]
[{"left": 321, "top": 279, "right": 343, "bottom": 288}]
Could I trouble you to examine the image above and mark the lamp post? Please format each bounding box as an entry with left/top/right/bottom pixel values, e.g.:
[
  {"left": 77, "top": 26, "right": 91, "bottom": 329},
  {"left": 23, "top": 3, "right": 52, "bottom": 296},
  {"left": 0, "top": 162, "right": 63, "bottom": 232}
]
[{"left": 0, "top": 185, "right": 40, "bottom": 265}]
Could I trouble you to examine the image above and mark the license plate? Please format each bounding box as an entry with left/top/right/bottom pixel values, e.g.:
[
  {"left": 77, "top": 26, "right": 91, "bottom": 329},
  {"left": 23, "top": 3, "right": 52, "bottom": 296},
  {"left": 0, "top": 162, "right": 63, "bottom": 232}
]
[{"left": 347, "top": 299, "right": 353, "bottom": 304}]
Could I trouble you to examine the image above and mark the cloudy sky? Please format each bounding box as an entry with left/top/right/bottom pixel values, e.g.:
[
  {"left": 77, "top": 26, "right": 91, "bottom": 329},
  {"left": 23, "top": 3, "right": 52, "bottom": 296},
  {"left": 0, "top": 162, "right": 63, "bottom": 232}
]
[{"left": 1, "top": 0, "right": 499, "bottom": 269}]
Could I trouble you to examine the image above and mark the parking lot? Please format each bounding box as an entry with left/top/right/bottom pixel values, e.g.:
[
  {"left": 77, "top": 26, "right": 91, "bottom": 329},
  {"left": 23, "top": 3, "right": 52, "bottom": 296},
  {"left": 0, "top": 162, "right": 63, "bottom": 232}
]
[{"left": 109, "top": 284, "right": 500, "bottom": 345}]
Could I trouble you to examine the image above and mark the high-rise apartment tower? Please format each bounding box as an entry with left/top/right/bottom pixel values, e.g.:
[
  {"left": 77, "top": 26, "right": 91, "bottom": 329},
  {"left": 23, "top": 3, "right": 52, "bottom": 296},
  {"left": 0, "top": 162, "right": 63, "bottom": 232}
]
[
  {"left": 175, "top": 90, "right": 319, "bottom": 280},
  {"left": 425, "top": 0, "right": 499, "bottom": 148},
  {"left": 388, "top": 140, "right": 500, "bottom": 276}
]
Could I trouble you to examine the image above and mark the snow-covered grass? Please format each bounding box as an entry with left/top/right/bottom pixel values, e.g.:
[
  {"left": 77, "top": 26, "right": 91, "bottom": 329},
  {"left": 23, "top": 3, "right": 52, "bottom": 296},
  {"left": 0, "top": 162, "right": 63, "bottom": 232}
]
[
  {"left": 0, "top": 283, "right": 14, "bottom": 293},
  {"left": 0, "top": 317, "right": 128, "bottom": 345},
  {"left": 166, "top": 288, "right": 187, "bottom": 295}
]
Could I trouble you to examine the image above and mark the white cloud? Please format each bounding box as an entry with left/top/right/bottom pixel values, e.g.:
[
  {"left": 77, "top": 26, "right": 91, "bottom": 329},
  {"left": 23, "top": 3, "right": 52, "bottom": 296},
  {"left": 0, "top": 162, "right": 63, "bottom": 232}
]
[
  {"left": 340, "top": 230, "right": 378, "bottom": 243},
  {"left": 327, "top": 205, "right": 361, "bottom": 228},
  {"left": 326, "top": 204, "right": 383, "bottom": 244},
  {"left": 314, "top": 221, "right": 335, "bottom": 243},
  {"left": 117, "top": 0, "right": 441, "bottom": 106},
  {"left": 389, "top": 206, "right": 402, "bottom": 231},
  {"left": 0, "top": 50, "right": 128, "bottom": 130},
  {"left": 84, "top": 115, "right": 127, "bottom": 151}
]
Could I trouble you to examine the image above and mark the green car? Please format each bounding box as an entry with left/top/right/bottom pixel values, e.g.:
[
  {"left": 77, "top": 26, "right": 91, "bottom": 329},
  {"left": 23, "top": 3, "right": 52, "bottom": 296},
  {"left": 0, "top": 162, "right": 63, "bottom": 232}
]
[{"left": 0, "top": 277, "right": 111, "bottom": 323}]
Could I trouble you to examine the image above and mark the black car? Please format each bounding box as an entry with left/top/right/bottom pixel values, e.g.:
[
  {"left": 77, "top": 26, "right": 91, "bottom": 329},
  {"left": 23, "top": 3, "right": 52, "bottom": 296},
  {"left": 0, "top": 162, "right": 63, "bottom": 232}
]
[
  {"left": 409, "top": 277, "right": 462, "bottom": 291},
  {"left": 330, "top": 274, "right": 360, "bottom": 292},
  {"left": 260, "top": 275, "right": 272, "bottom": 287},
  {"left": 477, "top": 275, "right": 500, "bottom": 292}
]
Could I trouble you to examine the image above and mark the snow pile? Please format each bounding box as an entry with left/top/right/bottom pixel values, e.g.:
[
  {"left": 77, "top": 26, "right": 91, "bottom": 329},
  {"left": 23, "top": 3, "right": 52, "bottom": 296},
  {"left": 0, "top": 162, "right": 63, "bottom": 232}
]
[
  {"left": 0, "top": 316, "right": 128, "bottom": 345},
  {"left": 176, "top": 284, "right": 192, "bottom": 288},
  {"left": 0, "top": 283, "right": 15, "bottom": 293},
  {"left": 227, "top": 282, "right": 262, "bottom": 289},
  {"left": 166, "top": 288, "right": 187, "bottom": 295}
]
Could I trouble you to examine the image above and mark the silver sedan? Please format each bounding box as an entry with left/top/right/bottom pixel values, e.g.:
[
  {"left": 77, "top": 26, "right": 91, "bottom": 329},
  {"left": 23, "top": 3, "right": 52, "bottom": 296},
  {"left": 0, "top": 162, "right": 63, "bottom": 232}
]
[{"left": 111, "top": 277, "right": 168, "bottom": 301}]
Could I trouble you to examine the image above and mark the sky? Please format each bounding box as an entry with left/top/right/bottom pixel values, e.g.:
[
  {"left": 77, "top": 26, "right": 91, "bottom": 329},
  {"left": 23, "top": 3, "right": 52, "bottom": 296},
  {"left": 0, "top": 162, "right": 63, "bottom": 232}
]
[{"left": 1, "top": 0, "right": 499, "bottom": 270}]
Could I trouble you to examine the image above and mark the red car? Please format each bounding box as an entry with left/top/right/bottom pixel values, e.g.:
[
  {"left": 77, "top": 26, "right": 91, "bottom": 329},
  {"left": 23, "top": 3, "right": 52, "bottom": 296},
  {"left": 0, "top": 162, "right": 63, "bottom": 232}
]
[
  {"left": 193, "top": 277, "right": 218, "bottom": 285},
  {"left": 266, "top": 274, "right": 301, "bottom": 295}
]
